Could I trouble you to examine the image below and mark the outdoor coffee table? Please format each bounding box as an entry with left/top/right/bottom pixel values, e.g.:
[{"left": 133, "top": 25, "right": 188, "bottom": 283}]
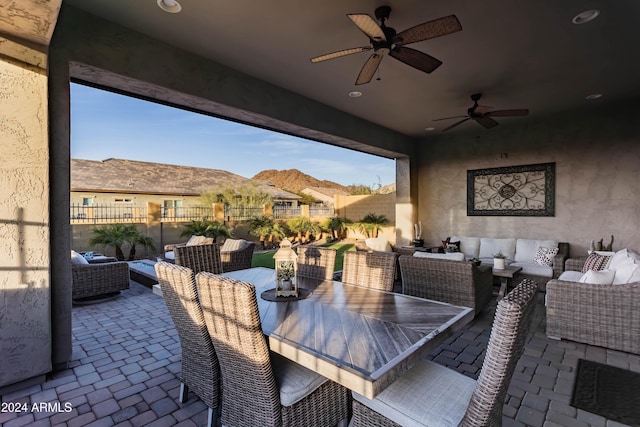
[{"left": 493, "top": 265, "right": 523, "bottom": 300}]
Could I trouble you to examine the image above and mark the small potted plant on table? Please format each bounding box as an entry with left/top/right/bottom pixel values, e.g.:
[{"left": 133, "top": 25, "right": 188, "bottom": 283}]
[{"left": 492, "top": 251, "right": 506, "bottom": 270}]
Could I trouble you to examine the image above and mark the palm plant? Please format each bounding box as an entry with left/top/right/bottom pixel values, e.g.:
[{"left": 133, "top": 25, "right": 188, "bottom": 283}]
[
  {"left": 180, "top": 220, "right": 232, "bottom": 242},
  {"left": 350, "top": 213, "right": 389, "bottom": 238},
  {"left": 89, "top": 223, "right": 155, "bottom": 261},
  {"left": 248, "top": 215, "right": 274, "bottom": 249},
  {"left": 287, "top": 216, "right": 321, "bottom": 244},
  {"left": 267, "top": 222, "right": 288, "bottom": 248},
  {"left": 322, "top": 216, "right": 350, "bottom": 240}
]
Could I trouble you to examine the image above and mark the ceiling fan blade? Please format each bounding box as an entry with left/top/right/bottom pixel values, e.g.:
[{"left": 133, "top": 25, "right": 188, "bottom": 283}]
[
  {"left": 432, "top": 115, "right": 468, "bottom": 121},
  {"left": 393, "top": 15, "right": 462, "bottom": 45},
  {"left": 475, "top": 116, "right": 500, "bottom": 129},
  {"left": 475, "top": 104, "right": 493, "bottom": 115},
  {"left": 347, "top": 14, "right": 386, "bottom": 41},
  {"left": 389, "top": 46, "right": 442, "bottom": 74},
  {"left": 441, "top": 117, "right": 470, "bottom": 132},
  {"left": 486, "top": 109, "right": 529, "bottom": 117},
  {"left": 355, "top": 52, "right": 385, "bottom": 85},
  {"left": 310, "top": 46, "right": 372, "bottom": 63}
]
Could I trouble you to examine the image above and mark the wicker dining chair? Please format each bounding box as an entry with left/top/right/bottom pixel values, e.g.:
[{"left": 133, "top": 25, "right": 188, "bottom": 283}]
[
  {"left": 195, "top": 272, "right": 351, "bottom": 427},
  {"left": 174, "top": 243, "right": 223, "bottom": 274},
  {"left": 350, "top": 279, "right": 539, "bottom": 427},
  {"left": 154, "top": 262, "right": 220, "bottom": 427},
  {"left": 297, "top": 246, "right": 337, "bottom": 280},
  {"left": 341, "top": 250, "right": 398, "bottom": 291}
]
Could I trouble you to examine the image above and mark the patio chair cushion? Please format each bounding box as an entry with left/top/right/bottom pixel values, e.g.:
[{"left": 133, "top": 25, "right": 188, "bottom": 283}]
[
  {"left": 579, "top": 269, "right": 615, "bottom": 285},
  {"left": 271, "top": 352, "right": 327, "bottom": 406},
  {"left": 515, "top": 239, "right": 558, "bottom": 263},
  {"left": 413, "top": 251, "right": 465, "bottom": 261},
  {"left": 364, "top": 236, "right": 392, "bottom": 252},
  {"left": 164, "top": 251, "right": 175, "bottom": 261},
  {"left": 186, "top": 235, "right": 214, "bottom": 246},
  {"left": 71, "top": 250, "right": 89, "bottom": 265},
  {"left": 220, "top": 238, "right": 247, "bottom": 252},
  {"left": 558, "top": 270, "right": 583, "bottom": 281},
  {"left": 352, "top": 358, "right": 476, "bottom": 427}
]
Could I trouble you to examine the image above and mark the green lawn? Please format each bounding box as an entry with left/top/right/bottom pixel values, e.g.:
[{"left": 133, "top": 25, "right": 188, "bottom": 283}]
[{"left": 251, "top": 242, "right": 355, "bottom": 271}]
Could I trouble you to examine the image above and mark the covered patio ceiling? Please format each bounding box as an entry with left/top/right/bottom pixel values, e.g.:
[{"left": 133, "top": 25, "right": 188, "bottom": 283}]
[{"left": 61, "top": 0, "right": 640, "bottom": 139}]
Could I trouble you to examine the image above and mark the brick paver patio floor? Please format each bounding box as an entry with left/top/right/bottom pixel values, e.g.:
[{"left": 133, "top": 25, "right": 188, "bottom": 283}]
[{"left": 1, "top": 279, "right": 638, "bottom": 426}]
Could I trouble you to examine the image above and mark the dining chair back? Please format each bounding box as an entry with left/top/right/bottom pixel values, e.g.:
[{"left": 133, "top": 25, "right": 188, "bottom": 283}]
[
  {"left": 342, "top": 250, "right": 398, "bottom": 291},
  {"left": 174, "top": 243, "right": 223, "bottom": 274},
  {"left": 351, "top": 278, "right": 539, "bottom": 427},
  {"left": 195, "top": 272, "right": 351, "bottom": 427},
  {"left": 154, "top": 261, "right": 220, "bottom": 427},
  {"left": 297, "top": 246, "right": 337, "bottom": 280}
]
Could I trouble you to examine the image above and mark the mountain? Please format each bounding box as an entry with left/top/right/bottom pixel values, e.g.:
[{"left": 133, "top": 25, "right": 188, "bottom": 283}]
[{"left": 252, "top": 169, "right": 349, "bottom": 194}]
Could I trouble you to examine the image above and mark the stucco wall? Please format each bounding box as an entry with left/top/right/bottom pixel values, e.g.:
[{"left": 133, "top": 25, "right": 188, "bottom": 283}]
[
  {"left": 417, "top": 102, "right": 640, "bottom": 257},
  {"left": 0, "top": 60, "right": 51, "bottom": 387}
]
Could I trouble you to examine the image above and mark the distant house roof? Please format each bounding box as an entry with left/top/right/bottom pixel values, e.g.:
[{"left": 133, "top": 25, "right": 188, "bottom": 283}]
[
  {"left": 71, "top": 158, "right": 300, "bottom": 200},
  {"left": 302, "top": 187, "right": 349, "bottom": 198}
]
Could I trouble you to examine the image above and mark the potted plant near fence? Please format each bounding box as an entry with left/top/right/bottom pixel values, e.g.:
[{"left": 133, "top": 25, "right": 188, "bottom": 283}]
[{"left": 492, "top": 250, "right": 506, "bottom": 270}]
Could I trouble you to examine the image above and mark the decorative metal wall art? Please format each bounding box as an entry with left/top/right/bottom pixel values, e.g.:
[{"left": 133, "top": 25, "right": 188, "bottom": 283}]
[{"left": 467, "top": 162, "right": 555, "bottom": 216}]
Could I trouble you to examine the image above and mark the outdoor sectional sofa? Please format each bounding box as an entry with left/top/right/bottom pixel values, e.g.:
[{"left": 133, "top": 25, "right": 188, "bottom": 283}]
[
  {"left": 449, "top": 236, "right": 569, "bottom": 291},
  {"left": 545, "top": 250, "right": 640, "bottom": 354}
]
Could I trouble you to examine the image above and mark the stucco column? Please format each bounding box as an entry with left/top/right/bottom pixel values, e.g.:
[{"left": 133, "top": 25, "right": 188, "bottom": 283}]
[
  {"left": 395, "top": 156, "right": 415, "bottom": 247},
  {"left": 0, "top": 60, "right": 52, "bottom": 388}
]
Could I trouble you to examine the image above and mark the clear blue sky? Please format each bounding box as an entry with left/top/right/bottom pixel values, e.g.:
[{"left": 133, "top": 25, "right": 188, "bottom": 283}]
[{"left": 70, "top": 83, "right": 395, "bottom": 187}]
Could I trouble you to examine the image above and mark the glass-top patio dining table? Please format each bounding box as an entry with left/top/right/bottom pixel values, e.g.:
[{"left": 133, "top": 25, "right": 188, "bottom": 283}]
[{"left": 221, "top": 267, "right": 473, "bottom": 399}]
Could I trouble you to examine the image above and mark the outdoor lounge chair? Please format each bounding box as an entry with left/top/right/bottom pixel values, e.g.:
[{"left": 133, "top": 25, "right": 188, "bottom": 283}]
[
  {"left": 71, "top": 250, "right": 130, "bottom": 300},
  {"left": 220, "top": 240, "right": 255, "bottom": 272},
  {"left": 350, "top": 279, "right": 538, "bottom": 427},
  {"left": 195, "top": 272, "right": 351, "bottom": 427},
  {"left": 155, "top": 262, "right": 220, "bottom": 427}
]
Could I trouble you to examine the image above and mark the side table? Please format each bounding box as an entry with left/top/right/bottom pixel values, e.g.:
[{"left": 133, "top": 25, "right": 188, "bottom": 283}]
[{"left": 493, "top": 265, "right": 523, "bottom": 300}]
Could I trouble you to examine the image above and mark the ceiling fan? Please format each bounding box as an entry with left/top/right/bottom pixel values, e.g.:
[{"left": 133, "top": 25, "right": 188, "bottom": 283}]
[
  {"left": 434, "top": 93, "right": 529, "bottom": 131},
  {"left": 310, "top": 6, "right": 462, "bottom": 85}
]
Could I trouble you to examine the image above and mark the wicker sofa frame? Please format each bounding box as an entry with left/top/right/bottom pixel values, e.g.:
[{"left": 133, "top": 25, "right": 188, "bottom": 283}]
[
  {"left": 546, "top": 257, "right": 640, "bottom": 354},
  {"left": 399, "top": 255, "right": 493, "bottom": 317},
  {"left": 71, "top": 261, "right": 130, "bottom": 300},
  {"left": 221, "top": 241, "right": 255, "bottom": 272}
]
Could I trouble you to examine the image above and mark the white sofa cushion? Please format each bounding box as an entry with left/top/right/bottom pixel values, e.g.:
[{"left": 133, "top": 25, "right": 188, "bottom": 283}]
[
  {"left": 612, "top": 256, "right": 638, "bottom": 284},
  {"left": 609, "top": 249, "right": 631, "bottom": 271},
  {"left": 164, "top": 251, "right": 175, "bottom": 261},
  {"left": 515, "top": 239, "right": 558, "bottom": 263},
  {"left": 510, "top": 262, "right": 553, "bottom": 278},
  {"left": 352, "top": 359, "right": 476, "bottom": 427},
  {"left": 220, "top": 238, "right": 247, "bottom": 252},
  {"left": 413, "top": 252, "right": 465, "bottom": 261},
  {"left": 365, "top": 236, "right": 392, "bottom": 252},
  {"left": 558, "top": 271, "right": 583, "bottom": 281},
  {"left": 579, "top": 269, "right": 615, "bottom": 285},
  {"left": 479, "top": 238, "right": 516, "bottom": 261},
  {"left": 71, "top": 250, "right": 89, "bottom": 265},
  {"left": 271, "top": 352, "right": 327, "bottom": 406},
  {"left": 449, "top": 236, "right": 480, "bottom": 259}
]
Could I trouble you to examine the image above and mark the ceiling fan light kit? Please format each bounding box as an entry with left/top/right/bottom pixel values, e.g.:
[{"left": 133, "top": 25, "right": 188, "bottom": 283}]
[
  {"left": 157, "top": 0, "right": 182, "bottom": 14},
  {"left": 572, "top": 10, "right": 600, "bottom": 25},
  {"left": 310, "top": 6, "right": 462, "bottom": 85}
]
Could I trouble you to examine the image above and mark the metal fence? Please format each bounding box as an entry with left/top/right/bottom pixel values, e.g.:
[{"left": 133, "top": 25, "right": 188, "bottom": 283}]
[
  {"left": 224, "top": 205, "right": 264, "bottom": 221},
  {"left": 273, "top": 205, "right": 302, "bottom": 219},
  {"left": 70, "top": 204, "right": 147, "bottom": 223},
  {"left": 310, "top": 206, "right": 334, "bottom": 217},
  {"left": 161, "top": 206, "right": 212, "bottom": 221}
]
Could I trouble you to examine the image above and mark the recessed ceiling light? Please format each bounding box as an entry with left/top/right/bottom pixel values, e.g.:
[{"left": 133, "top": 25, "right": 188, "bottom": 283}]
[
  {"left": 585, "top": 93, "right": 602, "bottom": 100},
  {"left": 157, "top": 0, "right": 182, "bottom": 13},
  {"left": 424, "top": 127, "right": 435, "bottom": 131},
  {"left": 572, "top": 10, "right": 599, "bottom": 24},
  {"left": 348, "top": 91, "right": 362, "bottom": 98}
]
